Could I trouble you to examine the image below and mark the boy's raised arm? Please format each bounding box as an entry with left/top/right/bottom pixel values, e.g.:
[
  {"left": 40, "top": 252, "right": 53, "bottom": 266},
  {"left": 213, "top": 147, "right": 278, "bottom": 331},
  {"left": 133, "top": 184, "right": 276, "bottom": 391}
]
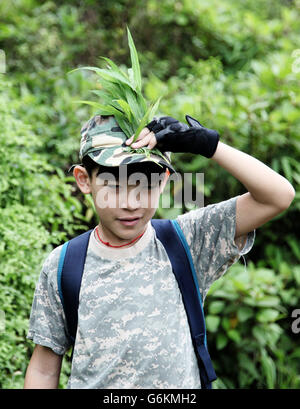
[
  {"left": 24, "top": 345, "right": 63, "bottom": 389},
  {"left": 211, "top": 141, "right": 295, "bottom": 238},
  {"left": 126, "top": 114, "right": 295, "bottom": 238}
]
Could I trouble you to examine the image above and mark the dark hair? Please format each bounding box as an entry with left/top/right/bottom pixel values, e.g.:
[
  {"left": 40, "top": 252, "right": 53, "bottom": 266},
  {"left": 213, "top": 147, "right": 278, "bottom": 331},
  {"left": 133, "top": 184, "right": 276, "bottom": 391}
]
[
  {"left": 81, "top": 155, "right": 167, "bottom": 181},
  {"left": 81, "top": 154, "right": 100, "bottom": 178}
]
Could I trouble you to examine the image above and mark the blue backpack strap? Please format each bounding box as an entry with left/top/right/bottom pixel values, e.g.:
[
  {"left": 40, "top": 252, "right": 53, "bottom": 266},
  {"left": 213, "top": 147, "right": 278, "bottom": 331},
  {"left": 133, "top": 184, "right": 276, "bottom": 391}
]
[
  {"left": 57, "top": 229, "right": 93, "bottom": 345},
  {"left": 151, "top": 219, "right": 217, "bottom": 389}
]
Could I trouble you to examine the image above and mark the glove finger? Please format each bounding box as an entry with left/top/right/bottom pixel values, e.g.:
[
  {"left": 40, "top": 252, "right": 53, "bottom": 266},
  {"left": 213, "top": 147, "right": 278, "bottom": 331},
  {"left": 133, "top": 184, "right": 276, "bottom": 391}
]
[
  {"left": 159, "top": 116, "right": 179, "bottom": 127},
  {"left": 169, "top": 122, "right": 189, "bottom": 132},
  {"left": 146, "top": 119, "right": 157, "bottom": 132},
  {"left": 185, "top": 114, "right": 204, "bottom": 128},
  {"left": 147, "top": 122, "right": 164, "bottom": 134}
]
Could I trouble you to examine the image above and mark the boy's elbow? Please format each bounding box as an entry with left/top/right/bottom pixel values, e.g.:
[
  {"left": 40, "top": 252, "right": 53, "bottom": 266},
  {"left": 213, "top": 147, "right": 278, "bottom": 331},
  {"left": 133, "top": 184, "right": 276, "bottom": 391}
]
[{"left": 276, "top": 181, "right": 295, "bottom": 212}]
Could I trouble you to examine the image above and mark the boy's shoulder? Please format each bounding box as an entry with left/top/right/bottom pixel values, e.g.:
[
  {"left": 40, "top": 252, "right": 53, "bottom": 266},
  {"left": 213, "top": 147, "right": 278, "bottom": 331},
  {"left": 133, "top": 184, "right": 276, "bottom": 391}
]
[
  {"left": 176, "top": 196, "right": 238, "bottom": 225},
  {"left": 39, "top": 244, "right": 64, "bottom": 282}
]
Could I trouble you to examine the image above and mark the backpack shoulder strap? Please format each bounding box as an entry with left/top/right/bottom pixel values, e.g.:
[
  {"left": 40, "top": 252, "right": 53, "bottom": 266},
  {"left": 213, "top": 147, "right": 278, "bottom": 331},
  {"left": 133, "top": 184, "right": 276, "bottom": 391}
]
[
  {"left": 151, "top": 218, "right": 217, "bottom": 389},
  {"left": 57, "top": 229, "right": 93, "bottom": 344}
]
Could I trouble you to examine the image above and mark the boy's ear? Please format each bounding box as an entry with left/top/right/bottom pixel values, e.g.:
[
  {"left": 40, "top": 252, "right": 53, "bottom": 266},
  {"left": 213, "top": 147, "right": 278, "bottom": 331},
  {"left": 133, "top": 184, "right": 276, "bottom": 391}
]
[{"left": 73, "top": 165, "right": 92, "bottom": 194}]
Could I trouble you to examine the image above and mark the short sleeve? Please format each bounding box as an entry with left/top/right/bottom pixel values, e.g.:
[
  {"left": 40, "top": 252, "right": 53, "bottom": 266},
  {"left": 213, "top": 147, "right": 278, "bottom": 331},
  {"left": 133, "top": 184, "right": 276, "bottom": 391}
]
[
  {"left": 176, "top": 196, "right": 255, "bottom": 300},
  {"left": 27, "top": 245, "right": 71, "bottom": 355}
]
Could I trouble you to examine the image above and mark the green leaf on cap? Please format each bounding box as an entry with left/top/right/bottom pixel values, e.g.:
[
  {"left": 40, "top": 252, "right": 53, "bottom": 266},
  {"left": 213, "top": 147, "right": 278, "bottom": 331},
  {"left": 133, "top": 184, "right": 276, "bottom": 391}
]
[
  {"left": 113, "top": 99, "right": 133, "bottom": 122},
  {"left": 127, "top": 26, "right": 142, "bottom": 92},
  {"left": 70, "top": 27, "right": 162, "bottom": 149},
  {"left": 73, "top": 100, "right": 122, "bottom": 116},
  {"left": 132, "top": 96, "right": 161, "bottom": 142}
]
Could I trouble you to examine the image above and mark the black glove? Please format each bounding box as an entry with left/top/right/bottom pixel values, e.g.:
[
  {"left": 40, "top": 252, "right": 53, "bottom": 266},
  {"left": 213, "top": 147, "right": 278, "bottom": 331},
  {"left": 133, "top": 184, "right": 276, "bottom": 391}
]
[{"left": 146, "top": 115, "right": 219, "bottom": 158}]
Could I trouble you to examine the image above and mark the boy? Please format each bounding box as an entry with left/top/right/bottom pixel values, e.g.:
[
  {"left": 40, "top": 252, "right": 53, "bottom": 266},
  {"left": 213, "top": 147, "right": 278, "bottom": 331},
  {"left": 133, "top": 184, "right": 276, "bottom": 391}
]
[{"left": 24, "top": 114, "right": 295, "bottom": 389}]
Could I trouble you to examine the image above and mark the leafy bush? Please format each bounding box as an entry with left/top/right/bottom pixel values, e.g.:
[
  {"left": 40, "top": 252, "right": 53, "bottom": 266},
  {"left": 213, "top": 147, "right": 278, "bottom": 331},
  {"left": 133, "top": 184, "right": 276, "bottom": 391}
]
[
  {"left": 205, "top": 261, "right": 300, "bottom": 388},
  {"left": 0, "top": 78, "right": 86, "bottom": 388}
]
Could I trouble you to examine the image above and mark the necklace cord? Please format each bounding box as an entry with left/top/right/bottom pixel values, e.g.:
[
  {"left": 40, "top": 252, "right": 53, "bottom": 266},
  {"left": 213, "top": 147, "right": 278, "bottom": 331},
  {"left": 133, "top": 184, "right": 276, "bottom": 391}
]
[{"left": 95, "top": 226, "right": 146, "bottom": 248}]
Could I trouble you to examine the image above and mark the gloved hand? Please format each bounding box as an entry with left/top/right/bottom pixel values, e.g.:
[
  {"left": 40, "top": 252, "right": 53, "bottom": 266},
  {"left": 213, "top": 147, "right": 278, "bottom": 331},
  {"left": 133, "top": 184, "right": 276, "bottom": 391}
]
[{"left": 146, "top": 115, "right": 219, "bottom": 158}]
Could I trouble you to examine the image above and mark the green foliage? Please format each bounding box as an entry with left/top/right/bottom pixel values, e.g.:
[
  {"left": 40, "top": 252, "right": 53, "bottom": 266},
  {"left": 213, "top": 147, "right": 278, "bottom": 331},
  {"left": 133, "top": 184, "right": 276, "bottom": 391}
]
[
  {"left": 71, "top": 28, "right": 160, "bottom": 142},
  {"left": 70, "top": 27, "right": 169, "bottom": 166},
  {"left": 0, "top": 0, "right": 299, "bottom": 389},
  {"left": 0, "top": 77, "right": 87, "bottom": 388},
  {"left": 205, "top": 262, "right": 300, "bottom": 388}
]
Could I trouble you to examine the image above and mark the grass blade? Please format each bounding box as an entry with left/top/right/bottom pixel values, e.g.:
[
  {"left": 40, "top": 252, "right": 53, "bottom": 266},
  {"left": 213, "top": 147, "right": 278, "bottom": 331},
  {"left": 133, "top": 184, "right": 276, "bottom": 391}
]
[
  {"left": 113, "top": 99, "right": 133, "bottom": 121},
  {"left": 100, "top": 56, "right": 130, "bottom": 82},
  {"left": 96, "top": 68, "right": 134, "bottom": 89},
  {"left": 132, "top": 97, "right": 161, "bottom": 142},
  {"left": 114, "top": 114, "right": 134, "bottom": 137},
  {"left": 124, "top": 87, "right": 144, "bottom": 120},
  {"left": 127, "top": 26, "right": 142, "bottom": 92},
  {"left": 72, "top": 100, "right": 122, "bottom": 116}
]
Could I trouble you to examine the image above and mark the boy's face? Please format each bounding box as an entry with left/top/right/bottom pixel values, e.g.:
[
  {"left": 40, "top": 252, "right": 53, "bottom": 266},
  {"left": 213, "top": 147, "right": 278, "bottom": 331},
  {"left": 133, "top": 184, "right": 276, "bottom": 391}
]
[{"left": 74, "top": 164, "right": 169, "bottom": 245}]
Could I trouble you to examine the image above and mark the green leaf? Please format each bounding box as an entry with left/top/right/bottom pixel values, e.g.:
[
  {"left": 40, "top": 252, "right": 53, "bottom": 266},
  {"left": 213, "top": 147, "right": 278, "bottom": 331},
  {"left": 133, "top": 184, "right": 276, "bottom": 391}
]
[
  {"left": 290, "top": 347, "right": 300, "bottom": 359},
  {"left": 136, "top": 91, "right": 148, "bottom": 113},
  {"left": 237, "top": 352, "right": 259, "bottom": 379},
  {"left": 209, "top": 301, "right": 225, "bottom": 315},
  {"left": 113, "top": 99, "right": 133, "bottom": 121},
  {"left": 113, "top": 114, "right": 134, "bottom": 137},
  {"left": 287, "top": 238, "right": 300, "bottom": 262},
  {"left": 70, "top": 28, "right": 162, "bottom": 149},
  {"left": 100, "top": 56, "right": 130, "bottom": 82},
  {"left": 256, "top": 309, "right": 279, "bottom": 323},
  {"left": 71, "top": 66, "right": 134, "bottom": 90},
  {"left": 72, "top": 100, "right": 122, "bottom": 116},
  {"left": 227, "top": 329, "right": 241, "bottom": 343},
  {"left": 293, "top": 266, "right": 300, "bottom": 285},
  {"left": 128, "top": 68, "right": 134, "bottom": 86},
  {"left": 211, "top": 289, "right": 239, "bottom": 301},
  {"left": 91, "top": 90, "right": 123, "bottom": 110},
  {"left": 237, "top": 306, "right": 253, "bottom": 322},
  {"left": 97, "top": 79, "right": 127, "bottom": 101},
  {"left": 125, "top": 88, "right": 144, "bottom": 120},
  {"left": 216, "top": 333, "right": 228, "bottom": 350},
  {"left": 95, "top": 68, "right": 134, "bottom": 89},
  {"left": 132, "top": 97, "right": 161, "bottom": 143},
  {"left": 151, "top": 148, "right": 171, "bottom": 164},
  {"left": 147, "top": 97, "right": 161, "bottom": 121},
  {"left": 256, "top": 296, "right": 281, "bottom": 308},
  {"left": 261, "top": 350, "right": 276, "bottom": 389},
  {"left": 206, "top": 315, "right": 220, "bottom": 332},
  {"left": 281, "top": 156, "right": 293, "bottom": 182},
  {"left": 127, "top": 26, "right": 142, "bottom": 91}
]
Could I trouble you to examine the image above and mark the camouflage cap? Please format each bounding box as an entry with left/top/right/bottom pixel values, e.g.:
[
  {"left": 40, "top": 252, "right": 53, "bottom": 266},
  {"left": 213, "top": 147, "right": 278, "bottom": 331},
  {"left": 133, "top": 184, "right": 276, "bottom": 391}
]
[{"left": 79, "top": 115, "right": 176, "bottom": 173}]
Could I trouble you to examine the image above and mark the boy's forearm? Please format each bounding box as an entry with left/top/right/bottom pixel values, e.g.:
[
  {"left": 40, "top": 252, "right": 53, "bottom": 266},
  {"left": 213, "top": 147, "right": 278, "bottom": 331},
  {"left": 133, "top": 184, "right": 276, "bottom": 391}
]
[
  {"left": 211, "top": 142, "right": 295, "bottom": 209},
  {"left": 24, "top": 345, "right": 63, "bottom": 389},
  {"left": 24, "top": 365, "right": 60, "bottom": 389}
]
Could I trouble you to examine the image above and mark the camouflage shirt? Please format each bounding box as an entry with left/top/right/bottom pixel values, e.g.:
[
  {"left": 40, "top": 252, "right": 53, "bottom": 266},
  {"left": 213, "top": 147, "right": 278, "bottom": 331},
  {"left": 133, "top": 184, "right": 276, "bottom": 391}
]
[{"left": 27, "top": 196, "right": 255, "bottom": 389}]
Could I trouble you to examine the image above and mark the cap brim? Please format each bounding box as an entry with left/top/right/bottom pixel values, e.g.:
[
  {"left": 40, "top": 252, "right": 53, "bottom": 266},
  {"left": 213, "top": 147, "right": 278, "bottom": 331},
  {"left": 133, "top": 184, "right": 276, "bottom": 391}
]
[{"left": 86, "top": 146, "right": 176, "bottom": 174}]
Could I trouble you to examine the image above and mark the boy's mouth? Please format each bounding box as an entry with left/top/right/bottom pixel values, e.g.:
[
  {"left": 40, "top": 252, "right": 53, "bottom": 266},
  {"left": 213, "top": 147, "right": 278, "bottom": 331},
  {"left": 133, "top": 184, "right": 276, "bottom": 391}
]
[{"left": 117, "top": 217, "right": 141, "bottom": 227}]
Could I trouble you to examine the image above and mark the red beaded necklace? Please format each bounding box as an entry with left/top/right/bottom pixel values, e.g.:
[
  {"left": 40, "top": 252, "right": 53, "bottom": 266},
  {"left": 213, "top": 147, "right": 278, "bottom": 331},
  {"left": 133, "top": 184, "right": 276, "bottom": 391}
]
[{"left": 95, "top": 225, "right": 146, "bottom": 248}]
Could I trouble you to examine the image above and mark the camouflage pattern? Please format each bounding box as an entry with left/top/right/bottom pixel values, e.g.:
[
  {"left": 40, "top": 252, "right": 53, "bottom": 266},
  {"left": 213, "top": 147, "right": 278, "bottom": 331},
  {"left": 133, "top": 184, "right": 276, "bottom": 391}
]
[
  {"left": 79, "top": 115, "right": 175, "bottom": 173},
  {"left": 27, "top": 196, "right": 255, "bottom": 389}
]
